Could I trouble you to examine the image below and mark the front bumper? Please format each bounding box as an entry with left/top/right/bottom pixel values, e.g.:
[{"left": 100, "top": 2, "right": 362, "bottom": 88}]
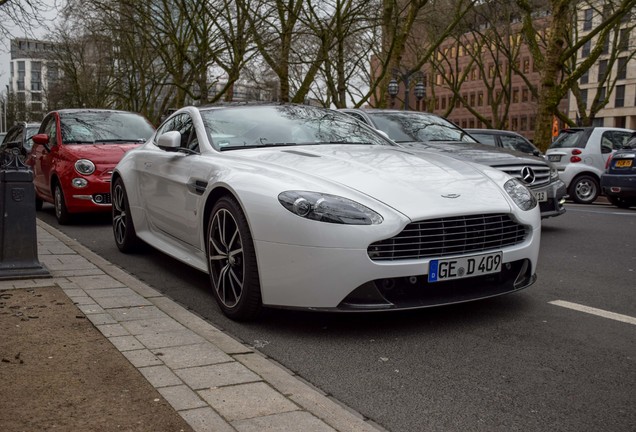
[
  {"left": 532, "top": 179, "right": 567, "bottom": 219},
  {"left": 64, "top": 178, "right": 112, "bottom": 213},
  {"left": 254, "top": 223, "right": 540, "bottom": 310}
]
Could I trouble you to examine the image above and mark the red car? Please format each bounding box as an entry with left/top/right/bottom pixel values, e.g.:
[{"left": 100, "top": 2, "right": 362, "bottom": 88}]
[{"left": 27, "top": 109, "right": 155, "bottom": 224}]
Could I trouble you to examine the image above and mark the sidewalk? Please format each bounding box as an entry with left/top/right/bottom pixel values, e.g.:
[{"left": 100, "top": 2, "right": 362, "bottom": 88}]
[{"left": 1, "top": 220, "right": 385, "bottom": 432}]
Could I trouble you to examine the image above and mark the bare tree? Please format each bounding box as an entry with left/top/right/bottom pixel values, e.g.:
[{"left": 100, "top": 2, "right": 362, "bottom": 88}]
[{"left": 516, "top": 0, "right": 636, "bottom": 151}]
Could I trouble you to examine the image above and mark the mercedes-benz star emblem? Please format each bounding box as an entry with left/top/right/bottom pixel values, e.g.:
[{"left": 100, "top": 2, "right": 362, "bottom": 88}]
[{"left": 521, "top": 166, "right": 536, "bottom": 184}]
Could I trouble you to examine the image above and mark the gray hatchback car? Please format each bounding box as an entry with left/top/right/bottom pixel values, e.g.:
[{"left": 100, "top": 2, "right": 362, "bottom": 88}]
[{"left": 341, "top": 109, "right": 566, "bottom": 219}]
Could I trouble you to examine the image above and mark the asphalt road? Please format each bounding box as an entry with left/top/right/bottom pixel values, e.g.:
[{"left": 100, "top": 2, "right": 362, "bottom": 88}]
[{"left": 37, "top": 202, "right": 636, "bottom": 432}]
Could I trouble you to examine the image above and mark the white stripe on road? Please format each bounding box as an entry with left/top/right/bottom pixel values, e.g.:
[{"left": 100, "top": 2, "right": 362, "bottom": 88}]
[{"left": 549, "top": 300, "right": 636, "bottom": 326}]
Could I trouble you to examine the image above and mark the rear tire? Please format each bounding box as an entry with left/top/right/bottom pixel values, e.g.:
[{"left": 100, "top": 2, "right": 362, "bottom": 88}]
[
  {"left": 608, "top": 196, "right": 634, "bottom": 209},
  {"left": 207, "top": 196, "right": 262, "bottom": 321},
  {"left": 568, "top": 174, "right": 599, "bottom": 204},
  {"left": 54, "top": 184, "right": 71, "bottom": 225}
]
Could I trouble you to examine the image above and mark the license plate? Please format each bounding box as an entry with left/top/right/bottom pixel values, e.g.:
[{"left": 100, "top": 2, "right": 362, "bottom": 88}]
[
  {"left": 533, "top": 190, "right": 547, "bottom": 202},
  {"left": 615, "top": 159, "right": 633, "bottom": 168},
  {"left": 548, "top": 155, "right": 560, "bottom": 162},
  {"left": 428, "top": 252, "right": 502, "bottom": 283}
]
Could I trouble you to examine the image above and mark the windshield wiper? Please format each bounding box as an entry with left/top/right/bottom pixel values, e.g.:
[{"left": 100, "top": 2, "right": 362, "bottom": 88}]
[
  {"left": 220, "top": 142, "right": 298, "bottom": 151},
  {"left": 98, "top": 139, "right": 146, "bottom": 143}
]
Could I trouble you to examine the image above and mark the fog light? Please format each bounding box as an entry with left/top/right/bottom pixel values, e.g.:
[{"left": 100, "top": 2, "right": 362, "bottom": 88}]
[
  {"left": 72, "top": 178, "right": 88, "bottom": 188},
  {"left": 94, "top": 194, "right": 104, "bottom": 203}
]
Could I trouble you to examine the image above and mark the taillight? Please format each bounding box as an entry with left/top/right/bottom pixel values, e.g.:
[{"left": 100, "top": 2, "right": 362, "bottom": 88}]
[
  {"left": 570, "top": 156, "right": 581, "bottom": 163},
  {"left": 572, "top": 149, "right": 582, "bottom": 155},
  {"left": 605, "top": 155, "right": 613, "bottom": 170}
]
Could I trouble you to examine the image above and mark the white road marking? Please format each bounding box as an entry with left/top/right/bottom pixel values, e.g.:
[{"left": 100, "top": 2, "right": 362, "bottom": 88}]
[{"left": 549, "top": 300, "right": 636, "bottom": 326}]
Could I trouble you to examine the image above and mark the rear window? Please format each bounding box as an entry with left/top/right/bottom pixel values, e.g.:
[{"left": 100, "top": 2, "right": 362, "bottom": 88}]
[
  {"left": 470, "top": 133, "right": 497, "bottom": 146},
  {"left": 549, "top": 129, "right": 589, "bottom": 149}
]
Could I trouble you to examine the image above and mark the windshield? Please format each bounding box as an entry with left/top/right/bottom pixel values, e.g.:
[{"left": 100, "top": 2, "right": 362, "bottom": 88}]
[
  {"left": 60, "top": 111, "right": 155, "bottom": 144},
  {"left": 367, "top": 112, "right": 477, "bottom": 143},
  {"left": 199, "top": 105, "right": 392, "bottom": 151}
]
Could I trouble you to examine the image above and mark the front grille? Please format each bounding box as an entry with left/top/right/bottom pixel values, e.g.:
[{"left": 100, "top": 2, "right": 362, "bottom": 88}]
[
  {"left": 368, "top": 214, "right": 527, "bottom": 261},
  {"left": 497, "top": 164, "right": 551, "bottom": 188}
]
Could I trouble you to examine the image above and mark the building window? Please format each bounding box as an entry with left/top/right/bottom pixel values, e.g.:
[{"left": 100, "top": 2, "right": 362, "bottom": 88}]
[
  {"left": 580, "top": 89, "right": 588, "bottom": 107},
  {"left": 522, "top": 88, "right": 529, "bottom": 102},
  {"left": 478, "top": 92, "right": 483, "bottom": 106},
  {"left": 618, "top": 28, "right": 629, "bottom": 51},
  {"left": 580, "top": 70, "right": 589, "bottom": 84},
  {"left": 520, "top": 116, "right": 528, "bottom": 131},
  {"left": 602, "top": 35, "right": 610, "bottom": 54},
  {"left": 511, "top": 117, "right": 519, "bottom": 131},
  {"left": 583, "top": 8, "right": 593, "bottom": 31},
  {"left": 592, "top": 117, "right": 604, "bottom": 127},
  {"left": 512, "top": 88, "right": 520, "bottom": 103},
  {"left": 441, "top": 96, "right": 446, "bottom": 109},
  {"left": 582, "top": 40, "right": 591, "bottom": 57},
  {"left": 617, "top": 57, "right": 627, "bottom": 80},
  {"left": 598, "top": 59, "right": 608, "bottom": 82},
  {"left": 470, "top": 93, "right": 476, "bottom": 106},
  {"left": 615, "top": 85, "right": 625, "bottom": 107},
  {"left": 523, "top": 58, "right": 530, "bottom": 74},
  {"left": 598, "top": 87, "right": 606, "bottom": 101},
  {"left": 529, "top": 116, "right": 536, "bottom": 131}
]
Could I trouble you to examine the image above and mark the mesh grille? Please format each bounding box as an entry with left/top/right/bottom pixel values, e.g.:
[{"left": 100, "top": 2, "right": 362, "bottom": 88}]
[{"left": 368, "top": 214, "right": 527, "bottom": 261}]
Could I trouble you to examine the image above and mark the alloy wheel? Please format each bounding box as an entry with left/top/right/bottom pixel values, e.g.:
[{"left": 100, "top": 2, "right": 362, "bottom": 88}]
[
  {"left": 113, "top": 183, "right": 127, "bottom": 245},
  {"left": 208, "top": 208, "right": 244, "bottom": 308}
]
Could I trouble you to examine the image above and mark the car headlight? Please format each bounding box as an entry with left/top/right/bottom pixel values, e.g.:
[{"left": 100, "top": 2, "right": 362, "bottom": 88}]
[
  {"left": 549, "top": 164, "right": 559, "bottom": 181},
  {"left": 504, "top": 178, "right": 537, "bottom": 211},
  {"left": 75, "top": 159, "right": 95, "bottom": 175},
  {"left": 278, "top": 191, "right": 383, "bottom": 225}
]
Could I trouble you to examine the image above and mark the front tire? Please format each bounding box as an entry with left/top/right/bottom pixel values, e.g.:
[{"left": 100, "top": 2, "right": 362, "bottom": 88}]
[
  {"left": 569, "top": 174, "right": 599, "bottom": 204},
  {"left": 207, "top": 196, "right": 262, "bottom": 321},
  {"left": 112, "top": 178, "right": 141, "bottom": 252},
  {"left": 54, "top": 184, "right": 71, "bottom": 225}
]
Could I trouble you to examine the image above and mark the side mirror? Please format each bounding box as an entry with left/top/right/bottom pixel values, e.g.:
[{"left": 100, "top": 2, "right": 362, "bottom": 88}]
[
  {"left": 157, "top": 131, "right": 181, "bottom": 151},
  {"left": 32, "top": 133, "right": 51, "bottom": 152}
]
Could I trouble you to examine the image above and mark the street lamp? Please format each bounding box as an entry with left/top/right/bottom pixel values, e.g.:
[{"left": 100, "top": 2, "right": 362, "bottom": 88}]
[{"left": 387, "top": 69, "right": 426, "bottom": 111}]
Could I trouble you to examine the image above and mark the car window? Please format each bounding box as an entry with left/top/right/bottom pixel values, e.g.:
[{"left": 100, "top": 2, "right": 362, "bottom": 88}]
[
  {"left": 549, "top": 129, "right": 587, "bottom": 149},
  {"left": 470, "top": 133, "right": 497, "bottom": 146},
  {"left": 366, "top": 112, "right": 477, "bottom": 143},
  {"left": 343, "top": 111, "right": 368, "bottom": 123},
  {"left": 41, "top": 115, "right": 58, "bottom": 147},
  {"left": 59, "top": 111, "right": 154, "bottom": 145},
  {"left": 24, "top": 126, "right": 39, "bottom": 152},
  {"left": 501, "top": 135, "right": 537, "bottom": 154},
  {"left": 602, "top": 131, "right": 632, "bottom": 150},
  {"left": 199, "top": 105, "right": 390, "bottom": 151},
  {"left": 158, "top": 113, "right": 199, "bottom": 153}
]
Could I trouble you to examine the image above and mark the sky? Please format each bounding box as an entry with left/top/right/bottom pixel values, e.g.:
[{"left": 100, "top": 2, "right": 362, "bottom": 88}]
[{"left": 0, "top": 0, "right": 63, "bottom": 94}]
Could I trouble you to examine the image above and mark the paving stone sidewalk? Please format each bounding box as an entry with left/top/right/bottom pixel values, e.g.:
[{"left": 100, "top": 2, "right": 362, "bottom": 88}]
[{"left": 1, "top": 220, "right": 385, "bottom": 432}]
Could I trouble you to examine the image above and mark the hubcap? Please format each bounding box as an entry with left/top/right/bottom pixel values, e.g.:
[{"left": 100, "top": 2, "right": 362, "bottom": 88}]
[
  {"left": 576, "top": 180, "right": 596, "bottom": 200},
  {"left": 208, "top": 208, "right": 244, "bottom": 308},
  {"left": 113, "top": 184, "right": 127, "bottom": 245}
]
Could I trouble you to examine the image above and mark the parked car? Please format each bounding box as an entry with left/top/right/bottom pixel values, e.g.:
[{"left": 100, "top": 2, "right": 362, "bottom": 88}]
[
  {"left": 545, "top": 127, "right": 634, "bottom": 204},
  {"left": 26, "top": 109, "right": 155, "bottom": 224},
  {"left": 601, "top": 132, "right": 636, "bottom": 209},
  {"left": 341, "top": 109, "right": 566, "bottom": 219},
  {"left": 465, "top": 128, "right": 542, "bottom": 157},
  {"left": 112, "top": 104, "right": 541, "bottom": 320},
  {"left": 0, "top": 121, "right": 41, "bottom": 163}
]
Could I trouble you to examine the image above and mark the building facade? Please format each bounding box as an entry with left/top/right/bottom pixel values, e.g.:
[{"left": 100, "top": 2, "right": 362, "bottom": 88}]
[
  {"left": 8, "top": 38, "right": 59, "bottom": 123},
  {"left": 568, "top": 4, "right": 636, "bottom": 129}
]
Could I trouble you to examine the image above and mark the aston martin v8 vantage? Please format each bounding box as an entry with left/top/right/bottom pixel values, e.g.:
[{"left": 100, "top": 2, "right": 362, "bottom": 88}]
[{"left": 112, "top": 104, "right": 541, "bottom": 320}]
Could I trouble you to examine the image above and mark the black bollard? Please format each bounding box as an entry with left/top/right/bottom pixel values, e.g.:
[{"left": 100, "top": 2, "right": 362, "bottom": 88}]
[{"left": 0, "top": 146, "right": 49, "bottom": 279}]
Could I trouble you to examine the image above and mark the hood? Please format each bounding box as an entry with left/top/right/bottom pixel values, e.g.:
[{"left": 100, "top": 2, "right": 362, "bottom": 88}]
[
  {"left": 398, "top": 141, "right": 547, "bottom": 167},
  {"left": 63, "top": 143, "right": 141, "bottom": 164},
  {"left": 230, "top": 145, "right": 512, "bottom": 220}
]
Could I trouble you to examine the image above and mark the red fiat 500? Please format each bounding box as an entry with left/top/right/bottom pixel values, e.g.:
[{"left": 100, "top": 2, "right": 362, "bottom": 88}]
[{"left": 28, "top": 109, "right": 155, "bottom": 224}]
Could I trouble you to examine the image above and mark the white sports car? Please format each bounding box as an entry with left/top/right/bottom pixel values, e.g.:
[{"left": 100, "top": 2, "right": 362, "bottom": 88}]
[{"left": 112, "top": 104, "right": 541, "bottom": 320}]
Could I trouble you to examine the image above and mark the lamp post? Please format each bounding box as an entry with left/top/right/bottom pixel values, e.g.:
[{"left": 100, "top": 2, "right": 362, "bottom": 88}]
[{"left": 387, "top": 69, "right": 426, "bottom": 110}]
